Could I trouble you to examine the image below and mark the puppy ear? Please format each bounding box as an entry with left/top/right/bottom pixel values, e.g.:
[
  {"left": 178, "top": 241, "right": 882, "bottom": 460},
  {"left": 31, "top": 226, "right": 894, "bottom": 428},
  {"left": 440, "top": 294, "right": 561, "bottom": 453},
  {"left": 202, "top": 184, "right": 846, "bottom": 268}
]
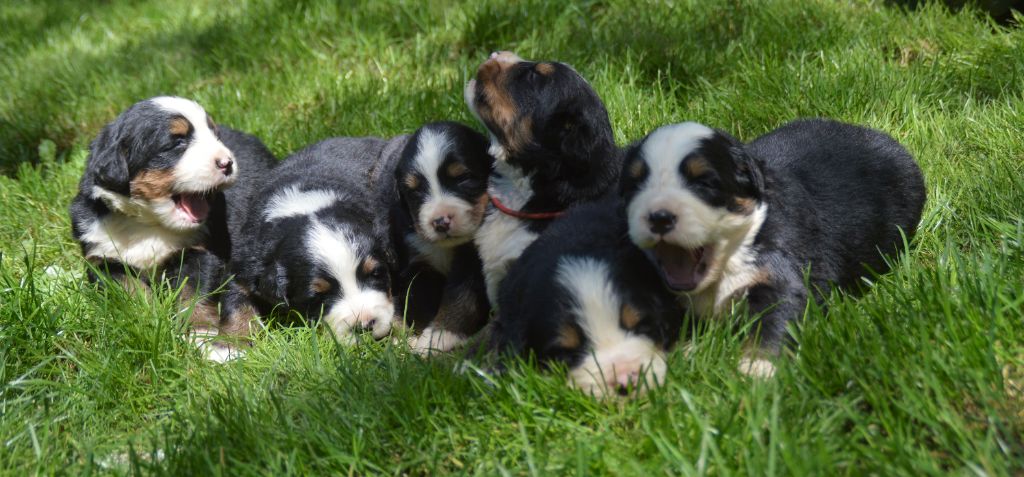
[
  {"left": 730, "top": 146, "right": 765, "bottom": 198},
  {"left": 88, "top": 125, "right": 130, "bottom": 194},
  {"left": 252, "top": 260, "right": 289, "bottom": 305}
]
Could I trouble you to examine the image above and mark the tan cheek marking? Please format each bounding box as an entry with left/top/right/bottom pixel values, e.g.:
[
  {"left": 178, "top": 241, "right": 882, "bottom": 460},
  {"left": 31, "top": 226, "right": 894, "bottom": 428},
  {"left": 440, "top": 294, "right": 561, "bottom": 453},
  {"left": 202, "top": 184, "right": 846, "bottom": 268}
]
[
  {"left": 535, "top": 63, "right": 555, "bottom": 75},
  {"left": 404, "top": 174, "right": 420, "bottom": 190},
  {"left": 130, "top": 169, "right": 177, "bottom": 200},
  {"left": 469, "top": 193, "right": 489, "bottom": 226},
  {"left": 733, "top": 197, "right": 756, "bottom": 215},
  {"left": 446, "top": 162, "right": 468, "bottom": 178},
  {"left": 628, "top": 158, "right": 647, "bottom": 179},
  {"left": 556, "top": 323, "right": 582, "bottom": 350},
  {"left": 311, "top": 277, "right": 332, "bottom": 294},
  {"left": 361, "top": 257, "right": 379, "bottom": 276},
  {"left": 169, "top": 117, "right": 190, "bottom": 136},
  {"left": 620, "top": 304, "right": 642, "bottom": 330},
  {"left": 684, "top": 156, "right": 711, "bottom": 179}
]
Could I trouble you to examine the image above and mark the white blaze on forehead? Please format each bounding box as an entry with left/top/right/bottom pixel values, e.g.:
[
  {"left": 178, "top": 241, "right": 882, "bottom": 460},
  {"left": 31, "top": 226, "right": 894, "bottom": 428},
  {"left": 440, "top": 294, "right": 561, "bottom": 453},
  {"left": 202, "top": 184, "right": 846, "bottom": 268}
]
[
  {"left": 555, "top": 257, "right": 626, "bottom": 348},
  {"left": 150, "top": 96, "right": 236, "bottom": 191},
  {"left": 264, "top": 185, "right": 341, "bottom": 220},
  {"left": 307, "top": 221, "right": 393, "bottom": 341},
  {"left": 307, "top": 221, "right": 363, "bottom": 299},
  {"left": 640, "top": 122, "right": 716, "bottom": 186},
  {"left": 556, "top": 257, "right": 666, "bottom": 397},
  {"left": 414, "top": 128, "right": 453, "bottom": 199}
]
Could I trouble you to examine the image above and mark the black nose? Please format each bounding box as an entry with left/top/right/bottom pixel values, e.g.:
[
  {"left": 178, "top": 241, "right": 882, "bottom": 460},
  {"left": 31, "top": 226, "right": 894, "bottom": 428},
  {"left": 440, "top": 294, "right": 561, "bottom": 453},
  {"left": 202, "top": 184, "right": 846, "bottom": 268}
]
[
  {"left": 647, "top": 210, "right": 676, "bottom": 235},
  {"left": 616, "top": 384, "right": 631, "bottom": 397},
  {"left": 216, "top": 157, "right": 234, "bottom": 175},
  {"left": 432, "top": 216, "right": 452, "bottom": 233}
]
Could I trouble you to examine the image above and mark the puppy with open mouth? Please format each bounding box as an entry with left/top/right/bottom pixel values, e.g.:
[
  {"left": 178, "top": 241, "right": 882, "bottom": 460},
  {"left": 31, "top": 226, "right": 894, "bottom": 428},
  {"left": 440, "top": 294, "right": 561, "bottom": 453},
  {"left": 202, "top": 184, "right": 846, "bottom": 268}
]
[
  {"left": 464, "top": 51, "right": 622, "bottom": 305},
  {"left": 620, "top": 119, "right": 926, "bottom": 377},
  {"left": 69, "top": 96, "right": 277, "bottom": 359}
]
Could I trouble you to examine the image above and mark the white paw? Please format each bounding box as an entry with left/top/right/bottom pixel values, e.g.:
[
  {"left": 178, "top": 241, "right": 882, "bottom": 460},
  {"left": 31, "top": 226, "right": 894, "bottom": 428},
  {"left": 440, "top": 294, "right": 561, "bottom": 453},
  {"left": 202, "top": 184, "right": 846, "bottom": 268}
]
[
  {"left": 187, "top": 330, "right": 246, "bottom": 363},
  {"left": 738, "top": 357, "right": 776, "bottom": 378},
  {"left": 409, "top": 327, "right": 467, "bottom": 356}
]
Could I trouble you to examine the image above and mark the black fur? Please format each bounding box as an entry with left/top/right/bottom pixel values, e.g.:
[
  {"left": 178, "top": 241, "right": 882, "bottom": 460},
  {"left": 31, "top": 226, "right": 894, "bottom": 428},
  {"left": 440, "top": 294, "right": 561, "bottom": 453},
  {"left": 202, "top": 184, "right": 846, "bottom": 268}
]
[
  {"left": 621, "top": 118, "right": 926, "bottom": 355},
  {"left": 492, "top": 198, "right": 684, "bottom": 380},
  {"left": 68, "top": 96, "right": 276, "bottom": 341},
  {"left": 391, "top": 122, "right": 493, "bottom": 341}
]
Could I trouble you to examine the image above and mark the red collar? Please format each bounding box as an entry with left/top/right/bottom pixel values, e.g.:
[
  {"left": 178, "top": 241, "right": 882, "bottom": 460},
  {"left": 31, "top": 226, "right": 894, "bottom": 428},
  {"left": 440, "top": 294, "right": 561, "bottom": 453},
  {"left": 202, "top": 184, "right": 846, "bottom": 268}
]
[{"left": 490, "top": 195, "right": 565, "bottom": 220}]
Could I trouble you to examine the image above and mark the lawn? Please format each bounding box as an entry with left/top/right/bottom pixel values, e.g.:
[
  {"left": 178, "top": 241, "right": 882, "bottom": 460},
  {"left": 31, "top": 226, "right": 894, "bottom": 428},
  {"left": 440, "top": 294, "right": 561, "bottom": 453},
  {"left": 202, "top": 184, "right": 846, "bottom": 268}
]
[{"left": 1, "top": 0, "right": 1023, "bottom": 475}]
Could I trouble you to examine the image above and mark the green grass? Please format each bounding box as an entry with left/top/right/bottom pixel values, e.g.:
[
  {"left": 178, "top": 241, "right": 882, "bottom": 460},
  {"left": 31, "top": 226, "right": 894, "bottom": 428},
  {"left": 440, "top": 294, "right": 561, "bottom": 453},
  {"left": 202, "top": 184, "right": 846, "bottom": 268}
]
[{"left": 1, "top": 0, "right": 1023, "bottom": 474}]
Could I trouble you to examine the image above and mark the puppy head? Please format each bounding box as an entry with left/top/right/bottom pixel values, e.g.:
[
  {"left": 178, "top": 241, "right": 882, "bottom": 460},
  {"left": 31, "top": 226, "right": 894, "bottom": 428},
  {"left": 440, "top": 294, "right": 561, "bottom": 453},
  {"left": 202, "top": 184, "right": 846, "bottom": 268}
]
[
  {"left": 395, "top": 122, "right": 493, "bottom": 246},
  {"left": 544, "top": 257, "right": 681, "bottom": 399},
  {"left": 86, "top": 96, "right": 237, "bottom": 231},
  {"left": 463, "top": 51, "right": 613, "bottom": 169},
  {"left": 620, "top": 122, "right": 765, "bottom": 295},
  {"left": 252, "top": 189, "right": 395, "bottom": 341}
]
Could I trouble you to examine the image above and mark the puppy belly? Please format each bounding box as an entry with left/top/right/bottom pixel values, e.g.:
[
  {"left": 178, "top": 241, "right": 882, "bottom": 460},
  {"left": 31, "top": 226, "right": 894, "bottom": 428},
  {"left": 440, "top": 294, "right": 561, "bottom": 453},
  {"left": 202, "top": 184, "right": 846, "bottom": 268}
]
[{"left": 475, "top": 214, "right": 537, "bottom": 303}]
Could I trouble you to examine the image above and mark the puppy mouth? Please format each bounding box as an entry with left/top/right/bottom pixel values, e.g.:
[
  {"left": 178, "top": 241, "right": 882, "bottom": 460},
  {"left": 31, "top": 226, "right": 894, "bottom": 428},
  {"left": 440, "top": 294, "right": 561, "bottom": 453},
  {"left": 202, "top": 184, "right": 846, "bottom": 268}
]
[
  {"left": 172, "top": 192, "right": 211, "bottom": 224},
  {"left": 645, "top": 242, "right": 713, "bottom": 292}
]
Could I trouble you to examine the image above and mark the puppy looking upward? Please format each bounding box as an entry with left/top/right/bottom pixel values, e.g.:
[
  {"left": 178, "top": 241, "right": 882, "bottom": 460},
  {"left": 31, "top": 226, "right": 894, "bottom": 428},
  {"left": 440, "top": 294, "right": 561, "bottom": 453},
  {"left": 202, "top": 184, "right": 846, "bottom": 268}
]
[{"left": 464, "top": 51, "right": 622, "bottom": 304}]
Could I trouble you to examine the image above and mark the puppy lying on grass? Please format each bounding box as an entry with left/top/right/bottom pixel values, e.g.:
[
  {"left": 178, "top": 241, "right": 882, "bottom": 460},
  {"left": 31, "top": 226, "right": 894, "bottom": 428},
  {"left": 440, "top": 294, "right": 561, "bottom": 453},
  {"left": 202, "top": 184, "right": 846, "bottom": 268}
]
[
  {"left": 69, "top": 96, "right": 276, "bottom": 361},
  {"left": 621, "top": 119, "right": 926, "bottom": 377}
]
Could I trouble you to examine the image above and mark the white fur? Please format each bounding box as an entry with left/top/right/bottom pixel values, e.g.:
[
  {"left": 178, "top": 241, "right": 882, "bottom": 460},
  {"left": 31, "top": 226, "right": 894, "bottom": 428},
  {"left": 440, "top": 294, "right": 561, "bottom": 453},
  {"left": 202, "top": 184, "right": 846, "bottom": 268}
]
[
  {"left": 473, "top": 160, "right": 539, "bottom": 303},
  {"left": 151, "top": 96, "right": 237, "bottom": 192},
  {"left": 264, "top": 185, "right": 340, "bottom": 220},
  {"left": 81, "top": 194, "right": 202, "bottom": 268},
  {"left": 413, "top": 129, "right": 479, "bottom": 243},
  {"left": 556, "top": 257, "right": 667, "bottom": 398},
  {"left": 738, "top": 357, "right": 776, "bottom": 378},
  {"left": 306, "top": 221, "right": 394, "bottom": 342},
  {"left": 627, "top": 122, "right": 768, "bottom": 308},
  {"left": 408, "top": 326, "right": 468, "bottom": 355}
]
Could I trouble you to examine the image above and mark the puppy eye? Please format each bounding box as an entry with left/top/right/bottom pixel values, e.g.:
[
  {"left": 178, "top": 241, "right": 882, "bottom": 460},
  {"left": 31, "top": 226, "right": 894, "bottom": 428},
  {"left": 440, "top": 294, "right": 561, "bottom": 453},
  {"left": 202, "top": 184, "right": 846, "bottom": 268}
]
[{"left": 694, "top": 173, "right": 721, "bottom": 189}]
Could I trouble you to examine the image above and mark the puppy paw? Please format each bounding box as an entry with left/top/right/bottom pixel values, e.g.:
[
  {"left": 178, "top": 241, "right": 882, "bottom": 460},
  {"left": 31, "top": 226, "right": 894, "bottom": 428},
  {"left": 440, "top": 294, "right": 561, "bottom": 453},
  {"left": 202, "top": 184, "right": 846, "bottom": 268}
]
[
  {"left": 738, "top": 357, "right": 776, "bottom": 379},
  {"left": 409, "top": 327, "right": 467, "bottom": 356}
]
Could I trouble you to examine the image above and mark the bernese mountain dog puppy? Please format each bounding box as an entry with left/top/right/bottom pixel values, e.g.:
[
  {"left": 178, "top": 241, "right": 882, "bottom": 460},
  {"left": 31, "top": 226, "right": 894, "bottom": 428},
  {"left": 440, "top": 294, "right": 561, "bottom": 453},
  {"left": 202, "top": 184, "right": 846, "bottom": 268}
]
[
  {"left": 69, "top": 96, "right": 276, "bottom": 356},
  {"left": 620, "top": 119, "right": 926, "bottom": 377},
  {"left": 230, "top": 136, "right": 410, "bottom": 344},
  {"left": 491, "top": 198, "right": 685, "bottom": 398},
  {"left": 391, "top": 122, "right": 494, "bottom": 354},
  {"left": 464, "top": 51, "right": 621, "bottom": 304}
]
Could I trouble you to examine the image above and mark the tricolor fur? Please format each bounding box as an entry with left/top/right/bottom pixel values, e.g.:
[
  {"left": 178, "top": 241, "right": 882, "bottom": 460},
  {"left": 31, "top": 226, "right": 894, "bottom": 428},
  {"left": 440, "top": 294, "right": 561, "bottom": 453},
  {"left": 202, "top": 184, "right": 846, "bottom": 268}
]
[
  {"left": 620, "top": 118, "right": 926, "bottom": 377},
  {"left": 464, "top": 51, "right": 621, "bottom": 304}
]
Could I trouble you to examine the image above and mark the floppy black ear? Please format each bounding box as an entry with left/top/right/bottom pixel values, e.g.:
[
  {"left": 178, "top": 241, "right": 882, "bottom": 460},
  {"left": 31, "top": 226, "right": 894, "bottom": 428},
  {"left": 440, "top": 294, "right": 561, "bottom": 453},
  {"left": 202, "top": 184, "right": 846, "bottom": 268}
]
[
  {"left": 730, "top": 146, "right": 765, "bottom": 198},
  {"left": 251, "top": 260, "right": 289, "bottom": 305},
  {"left": 88, "top": 125, "right": 130, "bottom": 195}
]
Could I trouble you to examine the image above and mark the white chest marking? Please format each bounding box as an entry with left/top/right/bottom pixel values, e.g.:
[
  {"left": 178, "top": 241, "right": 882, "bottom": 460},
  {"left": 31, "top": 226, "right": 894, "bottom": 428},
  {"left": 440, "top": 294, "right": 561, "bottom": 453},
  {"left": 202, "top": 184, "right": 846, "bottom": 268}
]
[
  {"left": 473, "top": 161, "right": 538, "bottom": 303},
  {"left": 82, "top": 214, "right": 201, "bottom": 269}
]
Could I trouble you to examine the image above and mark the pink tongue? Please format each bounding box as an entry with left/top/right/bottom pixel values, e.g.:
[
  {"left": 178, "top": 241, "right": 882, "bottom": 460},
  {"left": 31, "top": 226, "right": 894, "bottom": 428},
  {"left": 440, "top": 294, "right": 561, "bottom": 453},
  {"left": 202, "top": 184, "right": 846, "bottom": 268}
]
[
  {"left": 652, "top": 242, "right": 705, "bottom": 291},
  {"left": 178, "top": 194, "right": 210, "bottom": 223}
]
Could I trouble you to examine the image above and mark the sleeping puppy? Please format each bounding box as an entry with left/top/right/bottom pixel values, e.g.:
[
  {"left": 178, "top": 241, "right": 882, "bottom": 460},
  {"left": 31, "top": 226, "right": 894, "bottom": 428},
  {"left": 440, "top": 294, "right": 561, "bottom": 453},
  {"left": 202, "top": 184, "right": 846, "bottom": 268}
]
[
  {"left": 464, "top": 51, "right": 621, "bottom": 304},
  {"left": 69, "top": 96, "right": 276, "bottom": 350},
  {"left": 231, "top": 136, "right": 407, "bottom": 343},
  {"left": 491, "top": 198, "right": 685, "bottom": 398},
  {"left": 620, "top": 119, "right": 926, "bottom": 377},
  {"left": 391, "top": 122, "right": 494, "bottom": 354}
]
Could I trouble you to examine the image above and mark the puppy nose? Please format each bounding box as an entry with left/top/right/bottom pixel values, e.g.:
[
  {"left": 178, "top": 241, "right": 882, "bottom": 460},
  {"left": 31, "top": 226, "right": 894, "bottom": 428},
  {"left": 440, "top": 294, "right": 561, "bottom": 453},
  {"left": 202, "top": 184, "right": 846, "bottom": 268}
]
[
  {"left": 647, "top": 210, "right": 676, "bottom": 234},
  {"left": 490, "top": 51, "right": 522, "bottom": 64},
  {"left": 432, "top": 216, "right": 452, "bottom": 233},
  {"left": 216, "top": 156, "right": 234, "bottom": 175}
]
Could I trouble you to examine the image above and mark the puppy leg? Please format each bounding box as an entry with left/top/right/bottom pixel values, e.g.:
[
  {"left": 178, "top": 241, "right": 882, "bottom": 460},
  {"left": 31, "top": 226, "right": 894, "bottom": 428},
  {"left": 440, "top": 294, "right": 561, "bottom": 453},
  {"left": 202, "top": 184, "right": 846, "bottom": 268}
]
[
  {"left": 411, "top": 246, "right": 490, "bottom": 355},
  {"left": 739, "top": 281, "right": 808, "bottom": 378}
]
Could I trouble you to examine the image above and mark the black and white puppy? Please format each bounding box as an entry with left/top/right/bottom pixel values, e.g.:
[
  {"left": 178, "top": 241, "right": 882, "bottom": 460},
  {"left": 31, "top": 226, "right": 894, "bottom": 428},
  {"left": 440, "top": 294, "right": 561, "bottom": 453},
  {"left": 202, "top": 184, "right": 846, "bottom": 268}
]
[
  {"left": 620, "top": 119, "right": 926, "bottom": 377},
  {"left": 231, "top": 136, "right": 407, "bottom": 343},
  {"left": 69, "top": 96, "right": 276, "bottom": 350},
  {"left": 492, "top": 198, "right": 685, "bottom": 398},
  {"left": 464, "top": 51, "right": 621, "bottom": 304},
  {"left": 391, "top": 122, "right": 494, "bottom": 354}
]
